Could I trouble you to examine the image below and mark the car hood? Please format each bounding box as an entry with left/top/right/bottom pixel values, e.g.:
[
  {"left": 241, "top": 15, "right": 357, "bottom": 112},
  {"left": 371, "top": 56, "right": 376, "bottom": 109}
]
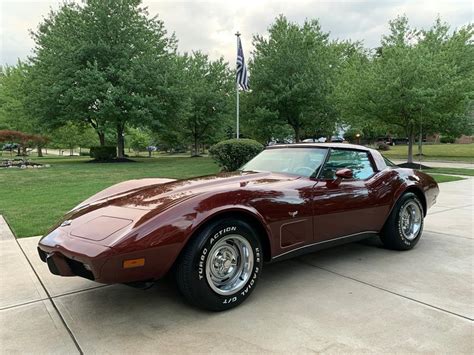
[
  {"left": 73, "top": 171, "right": 290, "bottom": 212},
  {"left": 49, "top": 171, "right": 298, "bottom": 245}
]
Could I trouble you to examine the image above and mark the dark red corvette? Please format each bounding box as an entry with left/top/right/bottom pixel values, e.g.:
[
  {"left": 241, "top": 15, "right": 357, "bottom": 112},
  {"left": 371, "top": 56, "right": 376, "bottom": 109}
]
[{"left": 38, "top": 143, "right": 439, "bottom": 310}]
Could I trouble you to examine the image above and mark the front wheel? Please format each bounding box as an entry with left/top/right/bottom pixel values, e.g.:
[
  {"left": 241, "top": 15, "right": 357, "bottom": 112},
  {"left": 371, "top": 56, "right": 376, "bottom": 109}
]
[
  {"left": 175, "top": 218, "right": 263, "bottom": 311},
  {"left": 380, "top": 192, "right": 424, "bottom": 250}
]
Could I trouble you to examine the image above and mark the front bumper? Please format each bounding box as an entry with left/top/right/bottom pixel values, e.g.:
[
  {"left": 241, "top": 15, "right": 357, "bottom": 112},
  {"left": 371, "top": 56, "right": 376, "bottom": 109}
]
[
  {"left": 38, "top": 229, "right": 111, "bottom": 282},
  {"left": 38, "top": 248, "right": 95, "bottom": 280},
  {"left": 37, "top": 228, "right": 178, "bottom": 284}
]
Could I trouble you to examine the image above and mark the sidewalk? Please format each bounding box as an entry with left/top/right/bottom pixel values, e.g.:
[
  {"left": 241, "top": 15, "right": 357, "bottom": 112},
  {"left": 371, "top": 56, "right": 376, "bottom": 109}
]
[{"left": 1, "top": 179, "right": 473, "bottom": 353}]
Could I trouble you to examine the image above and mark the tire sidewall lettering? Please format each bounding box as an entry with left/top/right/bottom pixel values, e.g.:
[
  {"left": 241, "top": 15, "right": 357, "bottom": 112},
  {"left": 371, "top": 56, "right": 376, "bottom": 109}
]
[
  {"left": 195, "top": 224, "right": 262, "bottom": 305},
  {"left": 209, "top": 226, "right": 237, "bottom": 245},
  {"left": 198, "top": 225, "right": 239, "bottom": 282},
  {"left": 198, "top": 247, "right": 207, "bottom": 280}
]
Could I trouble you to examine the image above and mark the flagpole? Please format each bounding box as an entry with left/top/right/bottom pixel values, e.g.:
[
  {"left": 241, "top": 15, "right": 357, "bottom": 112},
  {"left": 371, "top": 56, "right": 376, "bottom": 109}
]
[
  {"left": 236, "top": 81, "right": 240, "bottom": 139},
  {"left": 235, "top": 31, "right": 241, "bottom": 140}
]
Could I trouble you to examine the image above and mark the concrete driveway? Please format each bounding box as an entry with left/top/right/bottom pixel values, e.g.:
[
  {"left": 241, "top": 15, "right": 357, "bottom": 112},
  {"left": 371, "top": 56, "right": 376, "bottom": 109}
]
[{"left": 1, "top": 178, "right": 473, "bottom": 353}]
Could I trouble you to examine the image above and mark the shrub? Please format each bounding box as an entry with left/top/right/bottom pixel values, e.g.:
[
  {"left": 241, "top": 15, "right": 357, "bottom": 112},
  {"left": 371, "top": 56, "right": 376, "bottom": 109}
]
[
  {"left": 90, "top": 146, "right": 116, "bottom": 161},
  {"left": 209, "top": 139, "right": 264, "bottom": 171},
  {"left": 440, "top": 135, "right": 455, "bottom": 144},
  {"left": 376, "top": 142, "right": 390, "bottom": 151}
]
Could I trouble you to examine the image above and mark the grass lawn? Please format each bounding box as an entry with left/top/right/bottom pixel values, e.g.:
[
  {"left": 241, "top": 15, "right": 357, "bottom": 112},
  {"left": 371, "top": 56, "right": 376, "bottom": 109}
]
[
  {"left": 423, "top": 167, "right": 474, "bottom": 176},
  {"left": 382, "top": 143, "right": 474, "bottom": 163},
  {"left": 0, "top": 155, "right": 467, "bottom": 238},
  {"left": 0, "top": 156, "right": 219, "bottom": 238},
  {"left": 429, "top": 174, "right": 466, "bottom": 183}
]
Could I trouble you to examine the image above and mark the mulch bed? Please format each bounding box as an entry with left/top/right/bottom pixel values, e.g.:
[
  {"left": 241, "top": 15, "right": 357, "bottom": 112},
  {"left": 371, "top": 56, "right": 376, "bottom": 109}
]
[{"left": 397, "top": 162, "right": 432, "bottom": 169}]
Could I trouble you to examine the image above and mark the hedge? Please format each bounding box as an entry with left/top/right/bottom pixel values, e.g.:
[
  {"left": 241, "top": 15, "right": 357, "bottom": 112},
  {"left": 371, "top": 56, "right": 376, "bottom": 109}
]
[
  {"left": 209, "top": 139, "right": 264, "bottom": 171},
  {"left": 90, "top": 146, "right": 116, "bottom": 161}
]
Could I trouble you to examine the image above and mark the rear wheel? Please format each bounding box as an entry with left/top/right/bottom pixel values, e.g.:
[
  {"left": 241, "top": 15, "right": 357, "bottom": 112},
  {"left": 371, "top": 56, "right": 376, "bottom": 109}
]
[
  {"left": 175, "top": 218, "right": 263, "bottom": 311},
  {"left": 380, "top": 192, "right": 424, "bottom": 250}
]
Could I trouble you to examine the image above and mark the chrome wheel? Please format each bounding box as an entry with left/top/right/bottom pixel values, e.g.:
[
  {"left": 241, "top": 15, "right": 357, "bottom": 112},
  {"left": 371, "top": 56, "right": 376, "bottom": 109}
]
[
  {"left": 205, "top": 234, "right": 254, "bottom": 296},
  {"left": 399, "top": 201, "right": 422, "bottom": 241}
]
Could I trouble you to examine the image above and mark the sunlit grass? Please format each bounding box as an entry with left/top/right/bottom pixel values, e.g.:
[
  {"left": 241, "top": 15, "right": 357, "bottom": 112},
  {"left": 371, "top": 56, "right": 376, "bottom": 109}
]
[
  {"left": 0, "top": 156, "right": 219, "bottom": 237},
  {"left": 382, "top": 143, "right": 474, "bottom": 162},
  {"left": 428, "top": 174, "right": 466, "bottom": 183}
]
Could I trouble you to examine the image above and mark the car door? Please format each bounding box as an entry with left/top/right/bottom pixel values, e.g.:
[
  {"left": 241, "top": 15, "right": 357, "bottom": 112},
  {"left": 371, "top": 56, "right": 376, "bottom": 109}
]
[
  {"left": 273, "top": 148, "right": 327, "bottom": 249},
  {"left": 248, "top": 147, "right": 328, "bottom": 255},
  {"left": 312, "top": 148, "right": 380, "bottom": 242}
]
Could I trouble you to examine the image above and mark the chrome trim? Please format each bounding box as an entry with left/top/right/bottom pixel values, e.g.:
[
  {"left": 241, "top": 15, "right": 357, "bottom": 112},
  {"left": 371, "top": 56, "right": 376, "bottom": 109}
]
[
  {"left": 205, "top": 234, "right": 254, "bottom": 296},
  {"left": 272, "top": 231, "right": 378, "bottom": 260},
  {"left": 399, "top": 201, "right": 422, "bottom": 241}
]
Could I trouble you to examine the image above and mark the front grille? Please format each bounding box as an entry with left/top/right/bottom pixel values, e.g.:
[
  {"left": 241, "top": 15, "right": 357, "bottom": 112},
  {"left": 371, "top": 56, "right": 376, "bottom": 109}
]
[
  {"left": 37, "top": 247, "right": 47, "bottom": 262},
  {"left": 65, "top": 258, "right": 95, "bottom": 280}
]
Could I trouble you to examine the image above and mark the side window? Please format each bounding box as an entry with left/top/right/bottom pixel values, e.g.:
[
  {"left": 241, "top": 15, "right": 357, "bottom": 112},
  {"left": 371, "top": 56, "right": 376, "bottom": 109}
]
[{"left": 320, "top": 149, "right": 375, "bottom": 180}]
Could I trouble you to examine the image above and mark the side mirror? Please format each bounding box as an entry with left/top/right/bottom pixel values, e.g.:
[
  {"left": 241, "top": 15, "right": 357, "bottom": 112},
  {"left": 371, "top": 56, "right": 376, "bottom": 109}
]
[{"left": 335, "top": 168, "right": 353, "bottom": 179}]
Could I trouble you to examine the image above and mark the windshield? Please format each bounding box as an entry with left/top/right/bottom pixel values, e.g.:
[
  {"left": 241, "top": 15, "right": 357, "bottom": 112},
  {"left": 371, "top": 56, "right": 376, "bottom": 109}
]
[{"left": 241, "top": 148, "right": 327, "bottom": 177}]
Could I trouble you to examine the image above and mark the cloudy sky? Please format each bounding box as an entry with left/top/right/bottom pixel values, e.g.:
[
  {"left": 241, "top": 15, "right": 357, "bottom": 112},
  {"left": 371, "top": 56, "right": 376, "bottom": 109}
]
[{"left": 1, "top": 0, "right": 472, "bottom": 66}]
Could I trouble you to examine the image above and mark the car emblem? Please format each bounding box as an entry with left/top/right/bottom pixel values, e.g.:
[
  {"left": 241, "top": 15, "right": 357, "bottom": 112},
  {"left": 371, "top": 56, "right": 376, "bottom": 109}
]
[
  {"left": 60, "top": 220, "right": 72, "bottom": 227},
  {"left": 289, "top": 211, "right": 298, "bottom": 218}
]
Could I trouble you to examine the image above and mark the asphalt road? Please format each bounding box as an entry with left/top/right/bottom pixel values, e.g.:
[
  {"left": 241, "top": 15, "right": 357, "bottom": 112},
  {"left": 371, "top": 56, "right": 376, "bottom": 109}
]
[{"left": 1, "top": 178, "right": 472, "bottom": 353}]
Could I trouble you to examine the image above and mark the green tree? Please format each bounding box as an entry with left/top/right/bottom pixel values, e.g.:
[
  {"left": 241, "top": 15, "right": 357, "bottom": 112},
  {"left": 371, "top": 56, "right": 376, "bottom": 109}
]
[
  {"left": 340, "top": 16, "right": 474, "bottom": 163},
  {"left": 50, "top": 122, "right": 98, "bottom": 155},
  {"left": 241, "top": 104, "right": 294, "bottom": 144},
  {"left": 0, "top": 64, "right": 30, "bottom": 131},
  {"left": 162, "top": 52, "right": 233, "bottom": 156},
  {"left": 29, "top": 0, "right": 178, "bottom": 157},
  {"left": 128, "top": 127, "right": 151, "bottom": 156},
  {"left": 0, "top": 63, "right": 48, "bottom": 155},
  {"left": 249, "top": 15, "right": 336, "bottom": 142}
]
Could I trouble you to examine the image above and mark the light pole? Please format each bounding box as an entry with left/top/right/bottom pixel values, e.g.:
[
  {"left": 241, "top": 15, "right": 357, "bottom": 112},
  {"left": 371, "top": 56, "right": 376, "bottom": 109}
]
[{"left": 356, "top": 133, "right": 361, "bottom": 145}]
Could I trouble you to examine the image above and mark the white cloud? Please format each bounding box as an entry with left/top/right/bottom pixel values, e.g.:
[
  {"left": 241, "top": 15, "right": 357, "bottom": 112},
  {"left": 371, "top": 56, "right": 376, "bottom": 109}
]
[{"left": 1, "top": 0, "right": 472, "bottom": 66}]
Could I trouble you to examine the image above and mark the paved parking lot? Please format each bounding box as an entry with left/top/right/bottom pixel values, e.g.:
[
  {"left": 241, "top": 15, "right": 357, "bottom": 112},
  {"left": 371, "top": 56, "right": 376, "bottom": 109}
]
[{"left": 1, "top": 178, "right": 473, "bottom": 353}]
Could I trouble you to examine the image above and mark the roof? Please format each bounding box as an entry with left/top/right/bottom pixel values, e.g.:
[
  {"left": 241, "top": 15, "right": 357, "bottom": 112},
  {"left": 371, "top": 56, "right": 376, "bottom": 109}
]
[
  {"left": 266, "top": 142, "right": 372, "bottom": 151},
  {"left": 266, "top": 142, "right": 386, "bottom": 171}
]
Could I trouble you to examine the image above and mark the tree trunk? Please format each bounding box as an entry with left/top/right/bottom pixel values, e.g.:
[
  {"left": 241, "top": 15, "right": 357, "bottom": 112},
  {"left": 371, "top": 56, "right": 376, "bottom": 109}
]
[
  {"left": 193, "top": 134, "right": 198, "bottom": 157},
  {"left": 37, "top": 146, "right": 43, "bottom": 157},
  {"left": 121, "top": 136, "right": 125, "bottom": 157},
  {"left": 98, "top": 132, "right": 105, "bottom": 147},
  {"left": 293, "top": 125, "right": 301, "bottom": 143},
  {"left": 116, "top": 125, "right": 124, "bottom": 159},
  {"left": 407, "top": 126, "right": 415, "bottom": 164},
  {"left": 418, "top": 131, "right": 423, "bottom": 157}
]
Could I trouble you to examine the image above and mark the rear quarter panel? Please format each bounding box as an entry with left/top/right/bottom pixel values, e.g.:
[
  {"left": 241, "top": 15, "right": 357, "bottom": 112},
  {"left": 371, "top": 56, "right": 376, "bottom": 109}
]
[{"left": 389, "top": 168, "right": 439, "bottom": 215}]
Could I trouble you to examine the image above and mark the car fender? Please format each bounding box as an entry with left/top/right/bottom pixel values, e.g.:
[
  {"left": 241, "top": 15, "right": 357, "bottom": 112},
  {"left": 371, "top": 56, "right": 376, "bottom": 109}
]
[
  {"left": 189, "top": 204, "right": 273, "bottom": 250},
  {"left": 112, "top": 191, "right": 274, "bottom": 279},
  {"left": 389, "top": 178, "right": 427, "bottom": 218}
]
